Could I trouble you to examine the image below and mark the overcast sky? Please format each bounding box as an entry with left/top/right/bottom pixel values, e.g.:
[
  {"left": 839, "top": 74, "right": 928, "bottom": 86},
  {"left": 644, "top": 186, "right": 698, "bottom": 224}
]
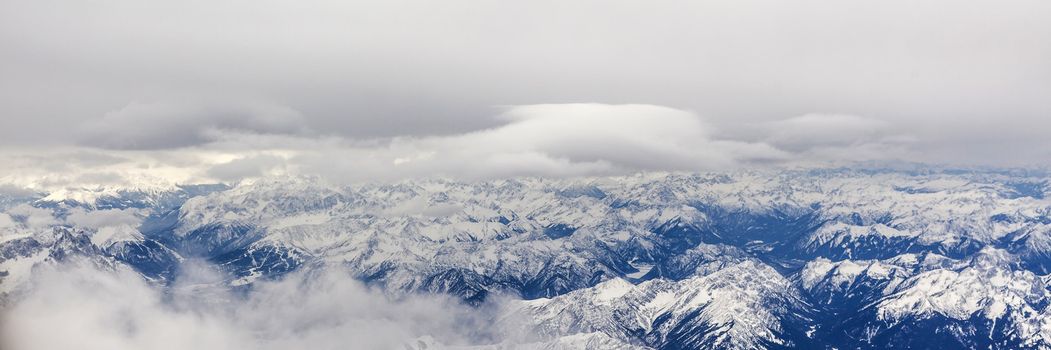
[{"left": 1, "top": 0, "right": 1049, "bottom": 186}]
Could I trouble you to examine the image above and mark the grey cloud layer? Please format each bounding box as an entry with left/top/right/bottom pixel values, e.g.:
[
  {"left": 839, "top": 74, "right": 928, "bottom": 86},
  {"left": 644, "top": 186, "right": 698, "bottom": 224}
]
[
  {"left": 0, "top": 104, "right": 922, "bottom": 187},
  {"left": 1, "top": 0, "right": 1049, "bottom": 162},
  {"left": 78, "top": 101, "right": 309, "bottom": 150},
  {"left": 0, "top": 0, "right": 1048, "bottom": 184}
]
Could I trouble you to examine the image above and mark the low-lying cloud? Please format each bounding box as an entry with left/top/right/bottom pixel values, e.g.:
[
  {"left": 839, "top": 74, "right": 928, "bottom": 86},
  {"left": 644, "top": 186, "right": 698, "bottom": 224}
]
[
  {"left": 65, "top": 208, "right": 141, "bottom": 230},
  {"left": 4, "top": 205, "right": 59, "bottom": 229},
  {"left": 0, "top": 263, "right": 513, "bottom": 350}
]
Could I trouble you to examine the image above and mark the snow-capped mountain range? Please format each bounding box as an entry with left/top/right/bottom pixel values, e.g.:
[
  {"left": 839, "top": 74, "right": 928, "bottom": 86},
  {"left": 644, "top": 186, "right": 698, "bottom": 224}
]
[{"left": 3, "top": 168, "right": 1051, "bottom": 349}]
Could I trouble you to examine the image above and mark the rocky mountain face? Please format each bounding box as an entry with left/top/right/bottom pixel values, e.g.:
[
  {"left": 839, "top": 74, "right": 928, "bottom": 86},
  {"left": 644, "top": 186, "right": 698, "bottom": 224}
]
[{"left": 3, "top": 169, "right": 1051, "bottom": 349}]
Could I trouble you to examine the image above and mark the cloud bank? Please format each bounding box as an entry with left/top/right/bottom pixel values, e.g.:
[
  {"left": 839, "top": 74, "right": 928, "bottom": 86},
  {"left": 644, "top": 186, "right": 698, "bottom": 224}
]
[
  {"left": 0, "top": 264, "right": 510, "bottom": 350},
  {"left": 1, "top": 0, "right": 1049, "bottom": 164},
  {"left": 0, "top": 103, "right": 934, "bottom": 189},
  {"left": 0, "top": 0, "right": 1048, "bottom": 188}
]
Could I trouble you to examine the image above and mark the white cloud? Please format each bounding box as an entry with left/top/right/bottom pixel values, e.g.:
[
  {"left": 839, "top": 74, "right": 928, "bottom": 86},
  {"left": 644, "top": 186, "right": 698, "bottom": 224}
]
[
  {"left": 65, "top": 208, "right": 142, "bottom": 230},
  {"left": 0, "top": 264, "right": 514, "bottom": 350},
  {"left": 4, "top": 204, "right": 58, "bottom": 229},
  {"left": 0, "top": 213, "right": 16, "bottom": 229},
  {"left": 382, "top": 197, "right": 462, "bottom": 218}
]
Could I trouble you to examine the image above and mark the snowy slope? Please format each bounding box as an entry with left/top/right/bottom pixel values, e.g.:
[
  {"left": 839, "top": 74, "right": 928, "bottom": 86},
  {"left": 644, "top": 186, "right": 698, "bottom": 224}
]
[{"left": 2, "top": 168, "right": 1051, "bottom": 349}]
